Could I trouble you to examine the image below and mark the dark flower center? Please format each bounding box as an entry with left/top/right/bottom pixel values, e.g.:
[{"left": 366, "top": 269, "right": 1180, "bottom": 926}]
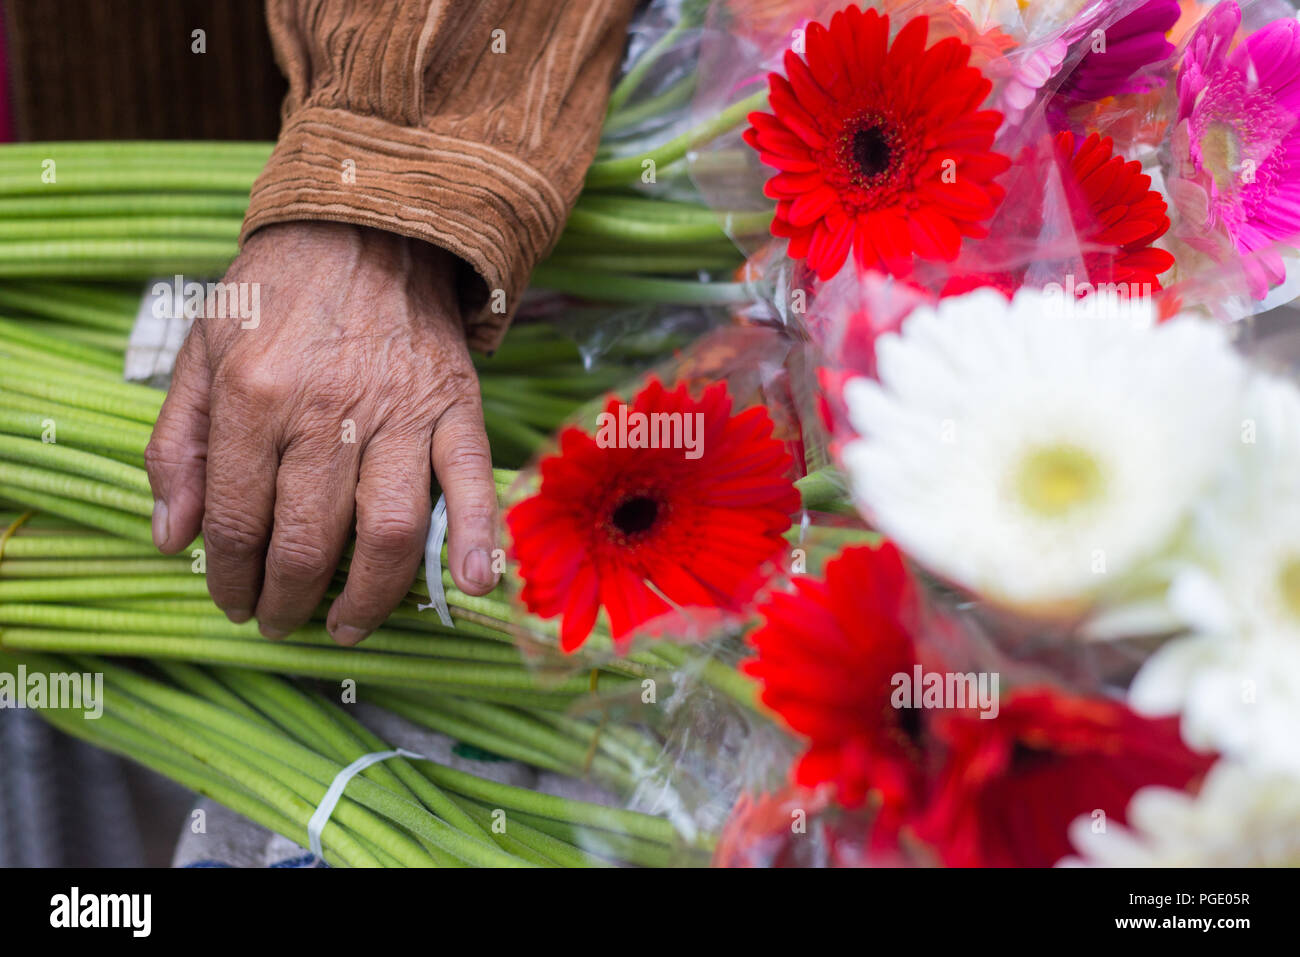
[
  {"left": 852, "top": 125, "right": 894, "bottom": 179},
  {"left": 611, "top": 495, "right": 659, "bottom": 536}
]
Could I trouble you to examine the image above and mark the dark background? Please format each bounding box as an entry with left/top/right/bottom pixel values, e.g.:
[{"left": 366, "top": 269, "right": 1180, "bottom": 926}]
[{"left": 3, "top": 0, "right": 284, "bottom": 141}]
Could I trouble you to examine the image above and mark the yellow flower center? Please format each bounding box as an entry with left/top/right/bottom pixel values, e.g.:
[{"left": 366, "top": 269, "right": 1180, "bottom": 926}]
[
  {"left": 1201, "top": 122, "right": 1244, "bottom": 194},
  {"left": 1015, "top": 444, "right": 1105, "bottom": 517},
  {"left": 1277, "top": 557, "right": 1300, "bottom": 622}
]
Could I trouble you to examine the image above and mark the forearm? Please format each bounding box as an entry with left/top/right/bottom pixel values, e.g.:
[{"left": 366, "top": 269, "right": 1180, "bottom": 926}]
[{"left": 245, "top": 0, "right": 638, "bottom": 351}]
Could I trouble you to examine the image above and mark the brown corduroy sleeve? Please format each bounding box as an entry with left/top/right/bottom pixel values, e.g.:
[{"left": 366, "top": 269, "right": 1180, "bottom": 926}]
[{"left": 243, "top": 0, "right": 635, "bottom": 351}]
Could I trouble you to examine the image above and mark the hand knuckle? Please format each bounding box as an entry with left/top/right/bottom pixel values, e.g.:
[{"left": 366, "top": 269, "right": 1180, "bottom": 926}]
[
  {"left": 203, "top": 514, "right": 265, "bottom": 558},
  {"left": 268, "top": 533, "right": 332, "bottom": 581},
  {"left": 143, "top": 436, "right": 175, "bottom": 474},
  {"left": 358, "top": 513, "right": 424, "bottom": 555},
  {"left": 441, "top": 441, "right": 491, "bottom": 476},
  {"left": 225, "top": 358, "right": 288, "bottom": 406}
]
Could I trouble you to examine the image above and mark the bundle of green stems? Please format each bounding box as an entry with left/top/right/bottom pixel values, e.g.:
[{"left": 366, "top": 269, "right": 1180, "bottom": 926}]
[
  {"left": 2, "top": 648, "right": 707, "bottom": 867},
  {"left": 0, "top": 75, "right": 769, "bottom": 305}
]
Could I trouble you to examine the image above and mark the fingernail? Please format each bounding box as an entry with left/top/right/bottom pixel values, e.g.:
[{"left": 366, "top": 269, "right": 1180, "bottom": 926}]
[
  {"left": 259, "top": 623, "right": 288, "bottom": 640},
  {"left": 226, "top": 608, "right": 252, "bottom": 624},
  {"left": 331, "top": 623, "right": 368, "bottom": 646},
  {"left": 151, "top": 500, "right": 169, "bottom": 549},
  {"left": 465, "top": 548, "right": 496, "bottom": 589}
]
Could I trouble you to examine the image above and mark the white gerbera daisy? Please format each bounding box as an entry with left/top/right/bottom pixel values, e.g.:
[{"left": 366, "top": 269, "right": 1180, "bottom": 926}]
[
  {"left": 1130, "top": 630, "right": 1300, "bottom": 773},
  {"left": 1169, "top": 372, "right": 1300, "bottom": 640},
  {"left": 841, "top": 287, "right": 1246, "bottom": 613},
  {"left": 1064, "top": 762, "right": 1300, "bottom": 867}
]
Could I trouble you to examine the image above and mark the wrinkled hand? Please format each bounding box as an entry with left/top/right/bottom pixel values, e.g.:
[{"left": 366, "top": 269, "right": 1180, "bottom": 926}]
[{"left": 145, "top": 221, "right": 499, "bottom": 644}]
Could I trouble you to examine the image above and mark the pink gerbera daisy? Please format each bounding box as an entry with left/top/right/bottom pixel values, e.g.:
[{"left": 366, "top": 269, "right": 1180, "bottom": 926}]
[{"left": 1171, "top": 3, "right": 1300, "bottom": 296}]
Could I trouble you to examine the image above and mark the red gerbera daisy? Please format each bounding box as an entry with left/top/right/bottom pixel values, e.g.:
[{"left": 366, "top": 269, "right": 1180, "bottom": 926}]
[
  {"left": 742, "top": 543, "right": 931, "bottom": 821},
  {"left": 507, "top": 379, "right": 799, "bottom": 653},
  {"left": 913, "top": 688, "right": 1215, "bottom": 867},
  {"left": 744, "top": 8, "right": 1010, "bottom": 281},
  {"left": 1057, "top": 130, "right": 1176, "bottom": 290}
]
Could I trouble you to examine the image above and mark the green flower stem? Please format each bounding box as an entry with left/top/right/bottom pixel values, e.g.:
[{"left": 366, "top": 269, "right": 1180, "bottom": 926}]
[
  {"left": 112, "top": 661, "right": 453, "bottom": 868},
  {"left": 0, "top": 168, "right": 256, "bottom": 196},
  {"left": 603, "top": 71, "right": 698, "bottom": 135},
  {"left": 0, "top": 577, "right": 206, "bottom": 603},
  {"left": 529, "top": 265, "right": 753, "bottom": 305},
  {"left": 495, "top": 804, "right": 692, "bottom": 868},
  {"left": 2, "top": 374, "right": 159, "bottom": 426},
  {"left": 428, "top": 691, "right": 642, "bottom": 790},
  {"left": 605, "top": 18, "right": 695, "bottom": 115},
  {"left": 152, "top": 660, "right": 269, "bottom": 724},
  {"left": 651, "top": 641, "right": 758, "bottom": 711},
  {"left": 2, "top": 360, "right": 164, "bottom": 419},
  {"left": 0, "top": 628, "right": 619, "bottom": 695},
  {"left": 211, "top": 667, "right": 344, "bottom": 760},
  {"left": 0, "top": 461, "right": 153, "bottom": 515},
  {"left": 573, "top": 193, "right": 733, "bottom": 224},
  {"left": 0, "top": 217, "right": 243, "bottom": 242},
  {"left": 584, "top": 90, "right": 768, "bottom": 188},
  {"left": 57, "top": 658, "right": 385, "bottom": 867},
  {"left": 0, "top": 283, "right": 137, "bottom": 330},
  {"left": 0, "top": 395, "right": 153, "bottom": 455},
  {"left": 202, "top": 669, "right": 470, "bottom": 866},
  {"left": 0, "top": 194, "right": 252, "bottom": 220},
  {"left": 313, "top": 693, "right": 493, "bottom": 842},
  {"left": 0, "top": 330, "right": 119, "bottom": 376},
  {"left": 0, "top": 140, "right": 272, "bottom": 162},
  {"left": 87, "top": 598, "right": 222, "bottom": 614},
  {"left": 374, "top": 689, "right": 635, "bottom": 792},
  {"left": 0, "top": 317, "right": 123, "bottom": 371},
  {"left": 12, "top": 323, "right": 127, "bottom": 352},
  {"left": 0, "top": 484, "right": 146, "bottom": 540},
  {"left": 0, "top": 603, "right": 250, "bottom": 633},
  {"left": 0, "top": 511, "right": 79, "bottom": 530},
  {"left": 454, "top": 800, "right": 605, "bottom": 868},
  {"left": 0, "top": 338, "right": 122, "bottom": 384},
  {"left": 372, "top": 692, "right": 579, "bottom": 777},
  {"left": 0, "top": 534, "right": 160, "bottom": 559},
  {"left": 562, "top": 206, "right": 771, "bottom": 244},
  {"left": 477, "top": 380, "right": 586, "bottom": 421},
  {"left": 417, "top": 761, "right": 680, "bottom": 846},
  {"left": 531, "top": 710, "right": 663, "bottom": 773},
  {"left": 0, "top": 257, "right": 236, "bottom": 281},
  {"left": 25, "top": 689, "right": 364, "bottom": 868},
  {"left": 543, "top": 252, "right": 743, "bottom": 275},
  {"left": 162, "top": 704, "right": 442, "bottom": 867},
  {"left": 83, "top": 659, "right": 529, "bottom": 867},
  {"left": 0, "top": 433, "right": 150, "bottom": 494},
  {"left": 10, "top": 279, "right": 142, "bottom": 312}
]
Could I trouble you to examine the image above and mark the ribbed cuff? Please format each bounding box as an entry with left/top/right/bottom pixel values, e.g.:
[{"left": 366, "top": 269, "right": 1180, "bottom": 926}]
[{"left": 240, "top": 106, "right": 570, "bottom": 351}]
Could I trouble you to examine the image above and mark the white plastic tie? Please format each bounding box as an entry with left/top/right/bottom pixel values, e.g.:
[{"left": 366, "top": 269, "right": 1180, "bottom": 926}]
[
  {"left": 417, "top": 494, "right": 454, "bottom": 627},
  {"left": 307, "top": 748, "right": 426, "bottom": 862}
]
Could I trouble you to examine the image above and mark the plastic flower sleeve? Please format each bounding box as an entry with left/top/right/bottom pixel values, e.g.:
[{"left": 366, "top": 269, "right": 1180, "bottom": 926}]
[{"left": 1155, "top": 0, "right": 1300, "bottom": 314}]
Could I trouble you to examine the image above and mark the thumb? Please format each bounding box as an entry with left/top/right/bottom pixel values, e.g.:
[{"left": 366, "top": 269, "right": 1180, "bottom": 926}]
[
  {"left": 430, "top": 395, "right": 499, "bottom": 596},
  {"left": 143, "top": 325, "right": 211, "bottom": 553}
]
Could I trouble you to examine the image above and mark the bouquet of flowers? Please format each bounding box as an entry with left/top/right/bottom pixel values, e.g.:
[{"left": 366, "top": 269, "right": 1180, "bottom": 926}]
[{"left": 500, "top": 0, "right": 1300, "bottom": 866}]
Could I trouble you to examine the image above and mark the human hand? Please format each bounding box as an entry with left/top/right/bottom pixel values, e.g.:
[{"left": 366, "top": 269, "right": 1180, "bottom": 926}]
[{"left": 145, "top": 221, "right": 500, "bottom": 644}]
